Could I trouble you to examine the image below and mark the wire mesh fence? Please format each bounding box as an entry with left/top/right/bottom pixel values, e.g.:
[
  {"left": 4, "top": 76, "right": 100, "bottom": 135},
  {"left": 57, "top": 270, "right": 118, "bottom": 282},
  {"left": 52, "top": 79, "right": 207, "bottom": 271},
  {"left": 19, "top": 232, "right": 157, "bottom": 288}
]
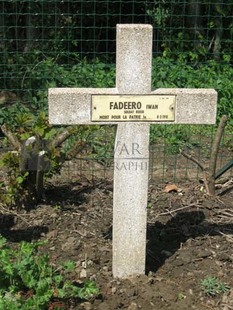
[
  {"left": 0, "top": 1, "right": 232, "bottom": 189},
  {"left": 1, "top": 1, "right": 232, "bottom": 60}
]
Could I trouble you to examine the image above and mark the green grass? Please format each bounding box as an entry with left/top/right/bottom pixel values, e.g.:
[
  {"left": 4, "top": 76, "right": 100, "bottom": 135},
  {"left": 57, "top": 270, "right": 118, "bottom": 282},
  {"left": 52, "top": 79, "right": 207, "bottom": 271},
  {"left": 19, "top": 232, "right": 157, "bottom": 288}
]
[{"left": 201, "top": 276, "right": 230, "bottom": 297}]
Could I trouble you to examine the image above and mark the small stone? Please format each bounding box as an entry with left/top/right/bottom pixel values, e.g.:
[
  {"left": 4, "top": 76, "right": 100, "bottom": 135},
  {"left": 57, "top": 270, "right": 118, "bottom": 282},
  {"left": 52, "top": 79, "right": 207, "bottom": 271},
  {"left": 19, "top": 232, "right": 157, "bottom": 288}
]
[
  {"left": 102, "top": 266, "right": 109, "bottom": 272},
  {"left": 82, "top": 261, "right": 87, "bottom": 268},
  {"left": 80, "top": 269, "right": 87, "bottom": 279},
  {"left": 206, "top": 299, "right": 215, "bottom": 307},
  {"left": 187, "top": 272, "right": 194, "bottom": 277},
  {"left": 80, "top": 301, "right": 92, "bottom": 310},
  {"left": 87, "top": 260, "right": 93, "bottom": 266},
  {"left": 128, "top": 302, "right": 138, "bottom": 310}
]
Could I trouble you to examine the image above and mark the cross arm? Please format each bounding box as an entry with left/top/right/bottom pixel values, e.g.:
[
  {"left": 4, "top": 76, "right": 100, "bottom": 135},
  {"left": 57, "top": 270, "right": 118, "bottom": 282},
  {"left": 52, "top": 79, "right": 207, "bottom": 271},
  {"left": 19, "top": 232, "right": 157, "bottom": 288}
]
[
  {"left": 152, "top": 88, "right": 217, "bottom": 124},
  {"left": 49, "top": 88, "right": 118, "bottom": 125},
  {"left": 49, "top": 88, "right": 217, "bottom": 125}
]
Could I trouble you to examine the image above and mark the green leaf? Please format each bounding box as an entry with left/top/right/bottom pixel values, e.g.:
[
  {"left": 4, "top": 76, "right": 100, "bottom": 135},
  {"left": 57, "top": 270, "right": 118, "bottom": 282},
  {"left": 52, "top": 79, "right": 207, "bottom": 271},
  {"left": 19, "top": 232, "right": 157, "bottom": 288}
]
[
  {"left": 16, "top": 176, "right": 24, "bottom": 184},
  {"left": 34, "top": 126, "right": 45, "bottom": 137},
  {"left": 62, "top": 260, "right": 76, "bottom": 272},
  {"left": 0, "top": 236, "right": 7, "bottom": 248}
]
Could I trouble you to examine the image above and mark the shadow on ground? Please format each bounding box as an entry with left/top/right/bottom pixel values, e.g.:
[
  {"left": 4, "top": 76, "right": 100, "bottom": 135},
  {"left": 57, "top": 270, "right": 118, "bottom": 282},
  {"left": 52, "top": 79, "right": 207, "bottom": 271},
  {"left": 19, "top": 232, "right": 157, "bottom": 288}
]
[
  {"left": 146, "top": 210, "right": 233, "bottom": 273},
  {"left": 0, "top": 214, "right": 48, "bottom": 242}
]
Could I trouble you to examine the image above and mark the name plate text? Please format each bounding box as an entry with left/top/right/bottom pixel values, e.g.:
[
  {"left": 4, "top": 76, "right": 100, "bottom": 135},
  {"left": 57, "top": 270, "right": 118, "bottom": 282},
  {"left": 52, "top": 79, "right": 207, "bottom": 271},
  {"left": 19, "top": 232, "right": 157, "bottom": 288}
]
[{"left": 91, "top": 95, "right": 176, "bottom": 122}]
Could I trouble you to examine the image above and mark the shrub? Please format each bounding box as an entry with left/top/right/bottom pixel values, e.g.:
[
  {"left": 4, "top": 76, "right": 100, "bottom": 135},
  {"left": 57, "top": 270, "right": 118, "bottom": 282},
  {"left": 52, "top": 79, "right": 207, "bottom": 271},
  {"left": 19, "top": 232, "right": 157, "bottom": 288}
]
[{"left": 0, "top": 235, "right": 98, "bottom": 309}]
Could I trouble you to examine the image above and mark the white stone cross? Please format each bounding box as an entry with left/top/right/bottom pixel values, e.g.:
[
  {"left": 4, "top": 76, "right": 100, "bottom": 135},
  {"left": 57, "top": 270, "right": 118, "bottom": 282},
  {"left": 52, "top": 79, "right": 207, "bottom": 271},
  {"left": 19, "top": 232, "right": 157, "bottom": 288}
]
[{"left": 49, "top": 24, "right": 217, "bottom": 278}]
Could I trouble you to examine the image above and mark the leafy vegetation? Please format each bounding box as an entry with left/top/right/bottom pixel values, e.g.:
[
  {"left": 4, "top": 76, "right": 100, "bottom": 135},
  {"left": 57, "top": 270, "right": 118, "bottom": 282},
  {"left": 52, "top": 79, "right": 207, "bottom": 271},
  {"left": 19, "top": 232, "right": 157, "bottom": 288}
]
[
  {"left": 0, "top": 57, "right": 115, "bottom": 115},
  {"left": 0, "top": 111, "right": 59, "bottom": 205},
  {"left": 147, "top": 1, "right": 233, "bottom": 60},
  {"left": 0, "top": 110, "right": 102, "bottom": 206},
  {"left": 1, "top": 55, "right": 232, "bottom": 122},
  {"left": 0, "top": 235, "right": 98, "bottom": 309},
  {"left": 152, "top": 56, "right": 233, "bottom": 124},
  {"left": 201, "top": 276, "right": 230, "bottom": 297}
]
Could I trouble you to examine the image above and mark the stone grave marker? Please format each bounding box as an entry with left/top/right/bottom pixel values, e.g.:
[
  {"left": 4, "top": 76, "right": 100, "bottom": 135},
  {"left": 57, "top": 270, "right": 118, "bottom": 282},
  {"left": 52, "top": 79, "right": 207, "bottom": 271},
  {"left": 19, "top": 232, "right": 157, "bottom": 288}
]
[{"left": 49, "top": 24, "right": 217, "bottom": 278}]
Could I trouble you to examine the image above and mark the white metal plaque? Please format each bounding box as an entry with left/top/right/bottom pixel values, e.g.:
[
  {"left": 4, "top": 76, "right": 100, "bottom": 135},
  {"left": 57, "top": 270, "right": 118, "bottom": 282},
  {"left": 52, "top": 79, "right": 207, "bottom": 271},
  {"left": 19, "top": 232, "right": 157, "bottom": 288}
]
[{"left": 91, "top": 95, "right": 176, "bottom": 122}]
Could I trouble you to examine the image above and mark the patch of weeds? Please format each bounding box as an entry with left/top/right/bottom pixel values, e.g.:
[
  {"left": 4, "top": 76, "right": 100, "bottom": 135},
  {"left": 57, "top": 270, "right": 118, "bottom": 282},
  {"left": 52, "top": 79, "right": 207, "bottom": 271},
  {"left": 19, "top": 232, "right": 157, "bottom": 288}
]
[
  {"left": 177, "top": 292, "right": 186, "bottom": 301},
  {"left": 0, "top": 235, "right": 98, "bottom": 309},
  {"left": 52, "top": 204, "right": 62, "bottom": 211},
  {"left": 201, "top": 276, "right": 230, "bottom": 297}
]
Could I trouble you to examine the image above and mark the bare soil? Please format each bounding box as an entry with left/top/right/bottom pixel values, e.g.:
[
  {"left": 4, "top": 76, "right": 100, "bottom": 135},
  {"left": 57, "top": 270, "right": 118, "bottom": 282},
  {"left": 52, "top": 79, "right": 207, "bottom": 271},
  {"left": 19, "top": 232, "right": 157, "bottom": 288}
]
[{"left": 1, "top": 172, "right": 233, "bottom": 310}]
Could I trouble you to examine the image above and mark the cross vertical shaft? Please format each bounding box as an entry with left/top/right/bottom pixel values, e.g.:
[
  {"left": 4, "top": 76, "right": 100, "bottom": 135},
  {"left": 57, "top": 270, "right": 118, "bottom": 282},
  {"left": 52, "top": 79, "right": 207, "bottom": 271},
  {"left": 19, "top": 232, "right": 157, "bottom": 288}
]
[{"left": 112, "top": 24, "right": 153, "bottom": 278}]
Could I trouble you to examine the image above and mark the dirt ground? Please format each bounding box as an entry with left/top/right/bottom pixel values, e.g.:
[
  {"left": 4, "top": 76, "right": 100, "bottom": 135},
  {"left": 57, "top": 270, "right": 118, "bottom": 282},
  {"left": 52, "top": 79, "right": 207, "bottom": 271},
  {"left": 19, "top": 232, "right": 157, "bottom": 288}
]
[{"left": 1, "top": 170, "right": 233, "bottom": 310}]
